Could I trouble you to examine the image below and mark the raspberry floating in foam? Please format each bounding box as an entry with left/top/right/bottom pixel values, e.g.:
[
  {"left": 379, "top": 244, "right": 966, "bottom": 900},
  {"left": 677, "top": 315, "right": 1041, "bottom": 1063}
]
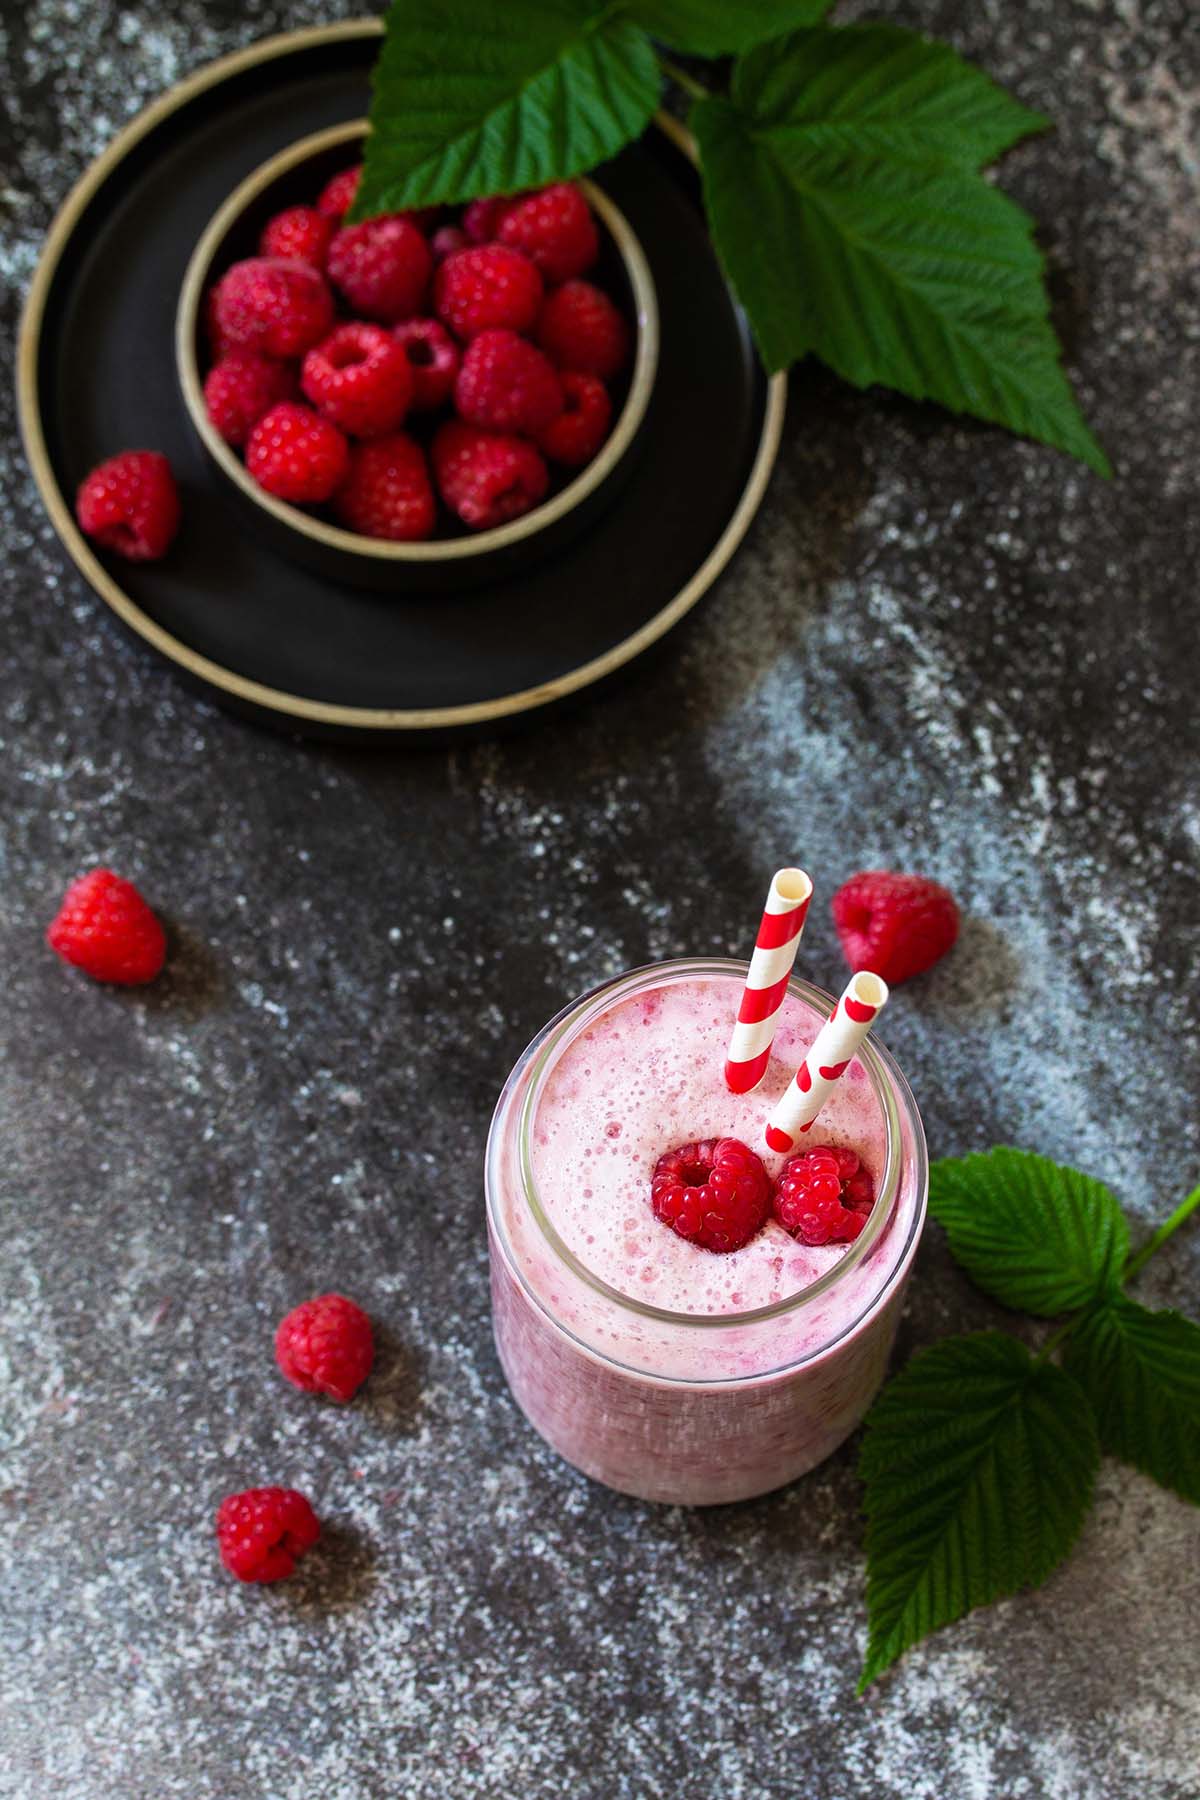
[
  {"left": 651, "top": 1138, "right": 773, "bottom": 1254},
  {"left": 775, "top": 1146, "right": 876, "bottom": 1245}
]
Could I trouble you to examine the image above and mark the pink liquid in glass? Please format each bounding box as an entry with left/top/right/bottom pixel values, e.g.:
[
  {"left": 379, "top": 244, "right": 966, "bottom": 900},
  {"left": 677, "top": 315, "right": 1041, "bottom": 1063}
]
[{"left": 486, "top": 960, "right": 927, "bottom": 1504}]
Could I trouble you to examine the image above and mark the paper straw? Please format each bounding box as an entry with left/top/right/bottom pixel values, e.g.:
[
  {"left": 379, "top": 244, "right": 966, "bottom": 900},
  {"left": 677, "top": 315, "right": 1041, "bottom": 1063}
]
[
  {"left": 764, "top": 970, "right": 889, "bottom": 1153},
  {"left": 724, "top": 868, "right": 813, "bottom": 1094}
]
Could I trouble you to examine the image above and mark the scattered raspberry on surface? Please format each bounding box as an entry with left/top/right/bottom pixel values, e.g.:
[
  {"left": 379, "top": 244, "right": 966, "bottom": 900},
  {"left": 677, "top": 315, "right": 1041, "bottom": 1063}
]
[
  {"left": 246, "top": 402, "right": 349, "bottom": 504},
  {"left": 392, "top": 317, "right": 461, "bottom": 410},
  {"left": 333, "top": 433, "right": 436, "bottom": 541},
  {"left": 536, "top": 370, "right": 612, "bottom": 467},
  {"left": 301, "top": 322, "right": 413, "bottom": 438},
  {"left": 275, "top": 1293, "right": 375, "bottom": 1401},
  {"left": 259, "top": 205, "right": 334, "bottom": 268},
  {"left": 213, "top": 257, "right": 334, "bottom": 359},
  {"left": 832, "top": 871, "right": 960, "bottom": 985},
  {"left": 316, "top": 164, "right": 362, "bottom": 220},
  {"left": 537, "top": 279, "right": 630, "bottom": 379},
  {"left": 774, "top": 1147, "right": 876, "bottom": 1246},
  {"left": 432, "top": 421, "right": 549, "bottom": 531},
  {"left": 216, "top": 1487, "right": 320, "bottom": 1583},
  {"left": 204, "top": 351, "right": 298, "bottom": 447},
  {"left": 651, "top": 1138, "right": 772, "bottom": 1254},
  {"left": 463, "top": 196, "right": 514, "bottom": 243},
  {"left": 454, "top": 328, "right": 563, "bottom": 435},
  {"left": 430, "top": 224, "right": 469, "bottom": 263},
  {"left": 75, "top": 451, "right": 180, "bottom": 561},
  {"left": 498, "top": 183, "right": 599, "bottom": 285},
  {"left": 327, "top": 216, "right": 432, "bottom": 323},
  {"left": 47, "top": 868, "right": 167, "bottom": 985},
  {"left": 434, "top": 245, "right": 543, "bottom": 341}
]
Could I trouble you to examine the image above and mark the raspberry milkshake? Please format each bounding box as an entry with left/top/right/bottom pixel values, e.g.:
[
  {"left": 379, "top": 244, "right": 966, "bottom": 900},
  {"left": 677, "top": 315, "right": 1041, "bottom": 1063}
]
[{"left": 486, "top": 960, "right": 927, "bottom": 1505}]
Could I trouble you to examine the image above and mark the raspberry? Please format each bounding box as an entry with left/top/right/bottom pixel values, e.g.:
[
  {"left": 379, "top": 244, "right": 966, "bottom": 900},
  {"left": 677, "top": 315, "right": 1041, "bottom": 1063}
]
[
  {"left": 205, "top": 286, "right": 236, "bottom": 359},
  {"left": 393, "top": 317, "right": 461, "bottom": 410},
  {"left": 275, "top": 1293, "right": 375, "bottom": 1401},
  {"left": 301, "top": 322, "right": 413, "bottom": 438},
  {"left": 431, "top": 225, "right": 468, "bottom": 263},
  {"left": 316, "top": 164, "right": 362, "bottom": 220},
  {"left": 216, "top": 1487, "right": 319, "bottom": 1583},
  {"left": 47, "top": 868, "right": 166, "bottom": 985},
  {"left": 259, "top": 205, "right": 333, "bottom": 268},
  {"left": 212, "top": 257, "right": 334, "bottom": 358},
  {"left": 498, "top": 183, "right": 599, "bottom": 285},
  {"left": 832, "top": 871, "right": 960, "bottom": 985},
  {"left": 434, "top": 245, "right": 542, "bottom": 341},
  {"left": 536, "top": 370, "right": 611, "bottom": 467},
  {"left": 537, "top": 279, "right": 630, "bottom": 380},
  {"left": 246, "top": 402, "right": 349, "bottom": 505},
  {"left": 432, "top": 421, "right": 548, "bottom": 531},
  {"left": 204, "top": 351, "right": 297, "bottom": 448},
  {"left": 774, "top": 1147, "right": 876, "bottom": 1246},
  {"left": 650, "top": 1138, "right": 772, "bottom": 1254},
  {"left": 454, "top": 329, "right": 563, "bottom": 435},
  {"left": 75, "top": 451, "right": 180, "bottom": 561},
  {"left": 327, "top": 216, "right": 432, "bottom": 323},
  {"left": 333, "top": 433, "right": 436, "bottom": 541},
  {"left": 463, "top": 197, "right": 514, "bottom": 243}
]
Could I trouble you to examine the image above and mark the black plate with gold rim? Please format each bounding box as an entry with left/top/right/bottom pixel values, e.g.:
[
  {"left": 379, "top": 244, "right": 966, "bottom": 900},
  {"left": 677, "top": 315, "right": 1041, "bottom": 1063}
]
[{"left": 18, "top": 21, "right": 785, "bottom": 741}]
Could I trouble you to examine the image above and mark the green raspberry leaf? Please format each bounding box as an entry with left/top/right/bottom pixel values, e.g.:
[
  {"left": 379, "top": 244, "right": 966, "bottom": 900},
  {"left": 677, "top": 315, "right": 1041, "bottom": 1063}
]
[
  {"left": 692, "top": 24, "right": 1110, "bottom": 474},
  {"left": 859, "top": 1333, "right": 1099, "bottom": 1687},
  {"left": 355, "top": 0, "right": 661, "bottom": 217},
  {"left": 718, "top": 22, "right": 1050, "bottom": 171},
  {"left": 1065, "top": 1298, "right": 1200, "bottom": 1505},
  {"left": 631, "top": 0, "right": 832, "bottom": 57},
  {"left": 928, "top": 1148, "right": 1129, "bottom": 1316}
]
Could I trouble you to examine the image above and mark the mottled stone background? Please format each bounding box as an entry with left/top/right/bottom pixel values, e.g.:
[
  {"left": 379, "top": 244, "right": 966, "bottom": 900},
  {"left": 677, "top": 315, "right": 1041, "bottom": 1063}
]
[{"left": 2, "top": 2, "right": 1198, "bottom": 1795}]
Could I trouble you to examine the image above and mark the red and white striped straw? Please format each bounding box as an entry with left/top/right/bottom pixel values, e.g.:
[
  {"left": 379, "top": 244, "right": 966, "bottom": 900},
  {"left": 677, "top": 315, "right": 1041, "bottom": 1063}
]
[
  {"left": 764, "top": 970, "right": 889, "bottom": 1154},
  {"left": 724, "top": 868, "right": 813, "bottom": 1094}
]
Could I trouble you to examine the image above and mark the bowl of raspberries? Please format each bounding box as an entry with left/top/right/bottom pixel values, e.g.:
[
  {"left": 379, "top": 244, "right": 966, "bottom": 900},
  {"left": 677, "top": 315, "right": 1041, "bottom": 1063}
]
[{"left": 176, "top": 122, "right": 658, "bottom": 591}]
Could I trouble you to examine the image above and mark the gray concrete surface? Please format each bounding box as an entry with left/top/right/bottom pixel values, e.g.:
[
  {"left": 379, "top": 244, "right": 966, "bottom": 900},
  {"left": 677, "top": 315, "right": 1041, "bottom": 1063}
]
[{"left": 1, "top": 1, "right": 1198, "bottom": 1795}]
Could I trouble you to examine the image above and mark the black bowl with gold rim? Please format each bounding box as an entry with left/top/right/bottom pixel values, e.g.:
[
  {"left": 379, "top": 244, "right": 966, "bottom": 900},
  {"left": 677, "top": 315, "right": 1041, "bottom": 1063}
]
[{"left": 176, "top": 121, "right": 660, "bottom": 594}]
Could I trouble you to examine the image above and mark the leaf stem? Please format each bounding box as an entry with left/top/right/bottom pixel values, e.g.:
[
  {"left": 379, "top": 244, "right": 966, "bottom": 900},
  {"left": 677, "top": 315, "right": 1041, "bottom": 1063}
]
[
  {"left": 1034, "top": 1318, "right": 1076, "bottom": 1365},
  {"left": 657, "top": 54, "right": 711, "bottom": 102},
  {"left": 1124, "top": 1182, "right": 1200, "bottom": 1283}
]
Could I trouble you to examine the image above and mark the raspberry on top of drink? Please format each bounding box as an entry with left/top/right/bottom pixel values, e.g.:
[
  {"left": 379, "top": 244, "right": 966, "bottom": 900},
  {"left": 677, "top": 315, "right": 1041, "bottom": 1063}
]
[{"left": 651, "top": 1137, "right": 876, "bottom": 1255}]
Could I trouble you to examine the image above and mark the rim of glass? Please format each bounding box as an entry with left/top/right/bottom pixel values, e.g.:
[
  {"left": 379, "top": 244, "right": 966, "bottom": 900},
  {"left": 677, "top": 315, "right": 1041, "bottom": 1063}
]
[{"left": 488, "top": 957, "right": 926, "bottom": 1331}]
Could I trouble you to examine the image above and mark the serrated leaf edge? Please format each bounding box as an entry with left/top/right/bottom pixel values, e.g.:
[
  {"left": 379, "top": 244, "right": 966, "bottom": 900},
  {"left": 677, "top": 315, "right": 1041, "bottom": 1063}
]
[
  {"left": 928, "top": 1148, "right": 1130, "bottom": 1316},
  {"left": 858, "top": 1333, "right": 1099, "bottom": 1687}
]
